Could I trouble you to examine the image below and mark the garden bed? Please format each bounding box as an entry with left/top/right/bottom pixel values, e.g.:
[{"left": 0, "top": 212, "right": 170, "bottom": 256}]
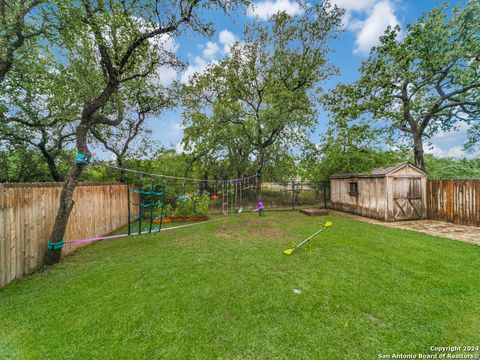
[{"left": 153, "top": 215, "right": 209, "bottom": 223}]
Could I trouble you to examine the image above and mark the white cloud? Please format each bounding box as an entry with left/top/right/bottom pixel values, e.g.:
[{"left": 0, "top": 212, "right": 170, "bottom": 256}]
[
  {"left": 153, "top": 66, "right": 178, "bottom": 86},
  {"left": 330, "top": 0, "right": 377, "bottom": 13},
  {"left": 426, "top": 121, "right": 480, "bottom": 159},
  {"left": 330, "top": 0, "right": 401, "bottom": 55},
  {"left": 247, "top": 0, "right": 304, "bottom": 20},
  {"left": 175, "top": 142, "right": 185, "bottom": 154},
  {"left": 175, "top": 142, "right": 193, "bottom": 154},
  {"left": 425, "top": 144, "right": 469, "bottom": 159},
  {"left": 180, "top": 56, "right": 210, "bottom": 84},
  {"left": 168, "top": 120, "right": 185, "bottom": 134},
  {"left": 180, "top": 30, "right": 237, "bottom": 83},
  {"left": 353, "top": 0, "right": 400, "bottom": 54},
  {"left": 219, "top": 30, "right": 237, "bottom": 54},
  {"left": 430, "top": 122, "right": 472, "bottom": 143},
  {"left": 142, "top": 33, "right": 180, "bottom": 86},
  {"left": 203, "top": 41, "right": 220, "bottom": 59}
]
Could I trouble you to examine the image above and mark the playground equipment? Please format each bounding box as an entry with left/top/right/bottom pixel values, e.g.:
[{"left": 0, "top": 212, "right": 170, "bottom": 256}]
[
  {"left": 74, "top": 160, "right": 258, "bottom": 241},
  {"left": 124, "top": 172, "right": 256, "bottom": 234},
  {"left": 127, "top": 177, "right": 166, "bottom": 236},
  {"left": 45, "top": 157, "right": 260, "bottom": 250},
  {"left": 283, "top": 221, "right": 332, "bottom": 255}
]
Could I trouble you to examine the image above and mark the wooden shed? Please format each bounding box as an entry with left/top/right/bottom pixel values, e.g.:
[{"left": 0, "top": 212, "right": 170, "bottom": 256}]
[{"left": 330, "top": 162, "right": 427, "bottom": 221}]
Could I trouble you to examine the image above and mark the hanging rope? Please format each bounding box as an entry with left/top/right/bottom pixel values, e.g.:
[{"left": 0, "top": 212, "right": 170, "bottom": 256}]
[{"left": 92, "top": 160, "right": 257, "bottom": 183}]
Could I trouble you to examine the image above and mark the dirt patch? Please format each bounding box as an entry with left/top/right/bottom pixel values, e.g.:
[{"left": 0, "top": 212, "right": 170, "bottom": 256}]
[
  {"left": 251, "top": 226, "right": 284, "bottom": 241},
  {"left": 174, "top": 235, "right": 193, "bottom": 247},
  {"left": 153, "top": 215, "right": 209, "bottom": 223},
  {"left": 215, "top": 231, "right": 230, "bottom": 238},
  {"left": 213, "top": 216, "right": 286, "bottom": 242}
]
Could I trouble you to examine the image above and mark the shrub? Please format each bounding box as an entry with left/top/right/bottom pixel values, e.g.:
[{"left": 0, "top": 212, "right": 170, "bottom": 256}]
[
  {"left": 174, "top": 197, "right": 195, "bottom": 217},
  {"left": 171, "top": 194, "right": 211, "bottom": 218},
  {"left": 195, "top": 194, "right": 210, "bottom": 215}
]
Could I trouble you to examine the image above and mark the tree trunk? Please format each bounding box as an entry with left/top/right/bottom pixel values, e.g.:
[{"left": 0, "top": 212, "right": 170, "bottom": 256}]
[
  {"left": 256, "top": 151, "right": 264, "bottom": 200},
  {"left": 45, "top": 124, "right": 90, "bottom": 265},
  {"left": 39, "top": 146, "right": 63, "bottom": 182},
  {"left": 413, "top": 134, "right": 425, "bottom": 170},
  {"left": 44, "top": 164, "right": 85, "bottom": 264},
  {"left": 116, "top": 157, "right": 126, "bottom": 182}
]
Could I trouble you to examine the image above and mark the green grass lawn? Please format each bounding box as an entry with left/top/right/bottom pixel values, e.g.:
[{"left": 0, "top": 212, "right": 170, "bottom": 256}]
[{"left": 0, "top": 212, "right": 479, "bottom": 359}]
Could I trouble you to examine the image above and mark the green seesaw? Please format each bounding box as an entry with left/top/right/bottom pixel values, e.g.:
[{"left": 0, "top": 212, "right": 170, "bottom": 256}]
[{"left": 283, "top": 221, "right": 333, "bottom": 255}]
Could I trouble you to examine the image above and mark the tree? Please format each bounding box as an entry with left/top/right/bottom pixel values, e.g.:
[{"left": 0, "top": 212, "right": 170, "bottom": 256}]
[
  {"left": 45, "top": 0, "right": 245, "bottom": 264},
  {"left": 181, "top": 3, "right": 343, "bottom": 196},
  {"left": 323, "top": 1, "right": 480, "bottom": 170},
  {"left": 0, "top": 143, "right": 65, "bottom": 182},
  {"left": 301, "top": 116, "right": 408, "bottom": 181},
  {"left": 0, "top": 1, "right": 66, "bottom": 181},
  {"left": 0, "top": 0, "right": 47, "bottom": 82},
  {"left": 0, "top": 46, "right": 79, "bottom": 181},
  {"left": 424, "top": 155, "right": 480, "bottom": 179},
  {"left": 91, "top": 84, "right": 171, "bottom": 182},
  {"left": 182, "top": 118, "right": 256, "bottom": 179}
]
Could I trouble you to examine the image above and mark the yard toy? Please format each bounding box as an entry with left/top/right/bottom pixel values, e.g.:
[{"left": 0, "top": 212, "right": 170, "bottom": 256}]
[
  {"left": 254, "top": 201, "right": 265, "bottom": 216},
  {"left": 283, "top": 221, "right": 332, "bottom": 255}
]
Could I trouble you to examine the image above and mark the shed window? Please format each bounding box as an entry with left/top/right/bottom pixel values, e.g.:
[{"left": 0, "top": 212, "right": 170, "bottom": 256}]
[{"left": 349, "top": 182, "right": 358, "bottom": 196}]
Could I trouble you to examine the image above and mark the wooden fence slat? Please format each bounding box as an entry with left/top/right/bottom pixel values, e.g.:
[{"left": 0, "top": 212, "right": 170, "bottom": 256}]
[
  {"left": 427, "top": 179, "right": 480, "bottom": 227},
  {"left": 0, "top": 183, "right": 131, "bottom": 288}
]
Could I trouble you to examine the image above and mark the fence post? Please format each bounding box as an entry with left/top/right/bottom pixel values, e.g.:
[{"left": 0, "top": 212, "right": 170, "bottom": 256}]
[
  {"left": 323, "top": 181, "right": 328, "bottom": 209},
  {"left": 292, "top": 181, "right": 296, "bottom": 210}
]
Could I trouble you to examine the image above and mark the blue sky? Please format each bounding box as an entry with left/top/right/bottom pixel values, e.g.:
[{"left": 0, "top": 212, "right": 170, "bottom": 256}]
[{"left": 149, "top": 0, "right": 474, "bottom": 159}]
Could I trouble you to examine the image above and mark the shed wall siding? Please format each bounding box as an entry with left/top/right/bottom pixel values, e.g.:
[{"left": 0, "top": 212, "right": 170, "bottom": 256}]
[
  {"left": 331, "top": 178, "right": 386, "bottom": 220},
  {"left": 330, "top": 163, "right": 427, "bottom": 222}
]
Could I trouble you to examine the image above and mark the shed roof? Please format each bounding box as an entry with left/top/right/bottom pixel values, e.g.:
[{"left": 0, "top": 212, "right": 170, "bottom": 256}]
[{"left": 330, "top": 162, "right": 426, "bottom": 179}]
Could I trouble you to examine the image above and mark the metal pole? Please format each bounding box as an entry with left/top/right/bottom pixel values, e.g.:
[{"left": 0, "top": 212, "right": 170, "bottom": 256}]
[
  {"left": 292, "top": 181, "right": 296, "bottom": 210},
  {"left": 149, "top": 177, "right": 154, "bottom": 234},
  {"left": 156, "top": 180, "right": 166, "bottom": 234},
  {"left": 323, "top": 181, "right": 328, "bottom": 209}
]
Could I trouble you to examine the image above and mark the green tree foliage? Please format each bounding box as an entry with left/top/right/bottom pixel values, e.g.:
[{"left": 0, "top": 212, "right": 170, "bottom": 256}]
[
  {"left": 425, "top": 155, "right": 480, "bottom": 179},
  {"left": 0, "top": 144, "right": 72, "bottom": 182},
  {"left": 0, "top": 1, "right": 75, "bottom": 181},
  {"left": 82, "top": 149, "right": 194, "bottom": 183},
  {"left": 323, "top": 1, "right": 480, "bottom": 170},
  {"left": 301, "top": 110, "right": 408, "bottom": 180},
  {"left": 0, "top": 0, "right": 47, "bottom": 82},
  {"left": 0, "top": 45, "right": 80, "bottom": 181},
  {"left": 181, "top": 3, "right": 343, "bottom": 188}
]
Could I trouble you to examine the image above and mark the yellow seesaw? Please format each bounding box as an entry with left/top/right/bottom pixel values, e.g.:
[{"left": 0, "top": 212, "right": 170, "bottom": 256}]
[{"left": 283, "top": 221, "right": 333, "bottom": 255}]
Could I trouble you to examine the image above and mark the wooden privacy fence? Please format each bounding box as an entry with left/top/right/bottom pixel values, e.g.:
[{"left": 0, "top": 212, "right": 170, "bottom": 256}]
[
  {"left": 0, "top": 183, "right": 131, "bottom": 288},
  {"left": 427, "top": 179, "right": 480, "bottom": 227}
]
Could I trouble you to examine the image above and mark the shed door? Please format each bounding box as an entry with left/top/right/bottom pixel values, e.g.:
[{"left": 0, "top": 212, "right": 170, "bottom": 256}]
[{"left": 393, "top": 177, "right": 423, "bottom": 220}]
